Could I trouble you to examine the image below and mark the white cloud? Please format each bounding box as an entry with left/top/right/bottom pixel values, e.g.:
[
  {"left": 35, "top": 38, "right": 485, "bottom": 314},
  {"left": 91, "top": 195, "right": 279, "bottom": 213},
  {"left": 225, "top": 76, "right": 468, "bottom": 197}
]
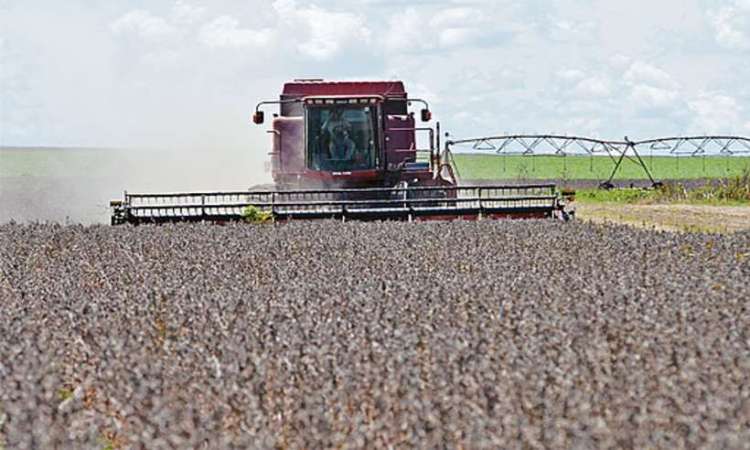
[
  {"left": 556, "top": 69, "right": 585, "bottom": 82},
  {"left": 564, "top": 117, "right": 603, "bottom": 136},
  {"left": 711, "top": 1, "right": 750, "bottom": 50},
  {"left": 630, "top": 85, "right": 680, "bottom": 110},
  {"left": 624, "top": 61, "right": 679, "bottom": 90},
  {"left": 5, "top": 0, "right": 750, "bottom": 149},
  {"left": 438, "top": 27, "right": 483, "bottom": 47},
  {"left": 548, "top": 19, "right": 597, "bottom": 43},
  {"left": 386, "top": 5, "right": 514, "bottom": 52},
  {"left": 111, "top": 5, "right": 274, "bottom": 53},
  {"left": 574, "top": 76, "right": 612, "bottom": 98},
  {"left": 609, "top": 54, "right": 631, "bottom": 69},
  {"left": 384, "top": 8, "right": 428, "bottom": 51},
  {"left": 110, "top": 10, "right": 178, "bottom": 41},
  {"left": 172, "top": 1, "right": 206, "bottom": 25},
  {"left": 111, "top": 2, "right": 207, "bottom": 42},
  {"left": 623, "top": 61, "right": 681, "bottom": 111},
  {"left": 429, "top": 8, "right": 477, "bottom": 28},
  {"left": 687, "top": 92, "right": 745, "bottom": 133},
  {"left": 198, "top": 16, "right": 271, "bottom": 48},
  {"left": 272, "top": 0, "right": 371, "bottom": 60}
]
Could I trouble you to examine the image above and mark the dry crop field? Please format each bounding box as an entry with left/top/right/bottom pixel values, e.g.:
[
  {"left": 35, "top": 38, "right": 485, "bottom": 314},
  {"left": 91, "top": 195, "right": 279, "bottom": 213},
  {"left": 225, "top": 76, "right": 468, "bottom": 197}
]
[{"left": 1, "top": 221, "right": 749, "bottom": 449}]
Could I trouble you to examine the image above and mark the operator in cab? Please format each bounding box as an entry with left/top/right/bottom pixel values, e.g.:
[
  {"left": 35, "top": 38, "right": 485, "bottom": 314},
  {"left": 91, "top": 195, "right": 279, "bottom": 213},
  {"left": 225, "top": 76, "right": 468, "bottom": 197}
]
[{"left": 322, "top": 109, "right": 355, "bottom": 161}]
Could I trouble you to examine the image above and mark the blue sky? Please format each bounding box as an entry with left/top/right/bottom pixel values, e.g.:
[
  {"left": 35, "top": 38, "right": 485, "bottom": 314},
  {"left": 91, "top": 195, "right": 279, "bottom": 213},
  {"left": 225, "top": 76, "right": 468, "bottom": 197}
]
[{"left": 1, "top": 0, "right": 750, "bottom": 148}]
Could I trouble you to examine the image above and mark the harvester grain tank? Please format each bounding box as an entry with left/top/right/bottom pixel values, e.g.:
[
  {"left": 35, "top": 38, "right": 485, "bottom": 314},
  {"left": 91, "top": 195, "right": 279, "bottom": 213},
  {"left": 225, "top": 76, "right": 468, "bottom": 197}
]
[{"left": 110, "top": 80, "right": 568, "bottom": 224}]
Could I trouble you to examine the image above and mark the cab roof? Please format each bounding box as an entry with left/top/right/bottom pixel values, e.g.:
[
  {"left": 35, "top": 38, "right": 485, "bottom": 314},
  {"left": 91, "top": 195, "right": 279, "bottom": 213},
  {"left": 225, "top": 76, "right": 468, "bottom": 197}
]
[{"left": 282, "top": 80, "right": 407, "bottom": 99}]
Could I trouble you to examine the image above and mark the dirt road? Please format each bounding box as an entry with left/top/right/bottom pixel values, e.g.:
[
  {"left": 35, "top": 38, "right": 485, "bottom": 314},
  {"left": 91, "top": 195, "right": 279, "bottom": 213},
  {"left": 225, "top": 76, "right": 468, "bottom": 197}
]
[{"left": 576, "top": 202, "right": 750, "bottom": 233}]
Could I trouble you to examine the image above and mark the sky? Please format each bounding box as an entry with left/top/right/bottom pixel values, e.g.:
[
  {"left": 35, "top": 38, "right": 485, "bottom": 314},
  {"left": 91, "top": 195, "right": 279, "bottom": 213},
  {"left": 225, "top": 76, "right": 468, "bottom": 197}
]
[{"left": 1, "top": 0, "right": 750, "bottom": 149}]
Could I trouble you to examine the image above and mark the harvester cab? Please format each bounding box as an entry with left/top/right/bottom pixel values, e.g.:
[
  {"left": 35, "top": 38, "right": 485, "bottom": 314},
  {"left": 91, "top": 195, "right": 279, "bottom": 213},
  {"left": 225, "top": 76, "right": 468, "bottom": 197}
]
[
  {"left": 252, "top": 80, "right": 449, "bottom": 191},
  {"left": 110, "top": 79, "right": 568, "bottom": 225}
]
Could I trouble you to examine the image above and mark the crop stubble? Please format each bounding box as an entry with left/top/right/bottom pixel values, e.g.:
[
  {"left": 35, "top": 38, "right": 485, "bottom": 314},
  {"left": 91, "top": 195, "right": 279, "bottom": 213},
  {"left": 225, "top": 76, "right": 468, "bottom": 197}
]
[{"left": 1, "top": 221, "right": 749, "bottom": 449}]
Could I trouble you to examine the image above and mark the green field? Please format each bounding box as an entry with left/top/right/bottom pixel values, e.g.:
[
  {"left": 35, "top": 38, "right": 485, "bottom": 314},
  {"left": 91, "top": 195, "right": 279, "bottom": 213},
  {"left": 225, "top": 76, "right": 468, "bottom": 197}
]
[{"left": 451, "top": 154, "right": 750, "bottom": 180}]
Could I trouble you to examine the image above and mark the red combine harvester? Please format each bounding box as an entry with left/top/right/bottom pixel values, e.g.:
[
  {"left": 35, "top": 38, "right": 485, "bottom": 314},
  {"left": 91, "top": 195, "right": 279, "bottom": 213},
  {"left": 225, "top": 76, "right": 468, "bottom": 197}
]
[{"left": 111, "top": 80, "right": 567, "bottom": 224}]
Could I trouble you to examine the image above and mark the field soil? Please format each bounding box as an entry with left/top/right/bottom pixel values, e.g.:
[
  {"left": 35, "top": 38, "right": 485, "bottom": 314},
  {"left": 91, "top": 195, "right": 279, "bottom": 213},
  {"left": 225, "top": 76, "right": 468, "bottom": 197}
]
[{"left": 576, "top": 202, "right": 750, "bottom": 233}]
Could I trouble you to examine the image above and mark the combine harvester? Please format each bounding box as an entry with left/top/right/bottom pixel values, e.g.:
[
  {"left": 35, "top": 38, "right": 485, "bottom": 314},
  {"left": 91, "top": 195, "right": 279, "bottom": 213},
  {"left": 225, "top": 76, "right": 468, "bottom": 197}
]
[{"left": 109, "top": 80, "right": 570, "bottom": 225}]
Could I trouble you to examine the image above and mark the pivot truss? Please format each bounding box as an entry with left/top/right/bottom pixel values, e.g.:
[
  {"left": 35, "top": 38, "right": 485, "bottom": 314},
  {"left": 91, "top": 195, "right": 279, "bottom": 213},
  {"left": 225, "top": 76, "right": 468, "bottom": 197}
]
[{"left": 445, "top": 135, "right": 750, "bottom": 188}]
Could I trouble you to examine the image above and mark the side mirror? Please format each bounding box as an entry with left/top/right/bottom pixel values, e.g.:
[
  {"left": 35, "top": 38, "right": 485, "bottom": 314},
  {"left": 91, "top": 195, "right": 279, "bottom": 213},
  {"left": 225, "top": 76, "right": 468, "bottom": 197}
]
[
  {"left": 420, "top": 108, "right": 432, "bottom": 122},
  {"left": 252, "top": 111, "right": 264, "bottom": 124}
]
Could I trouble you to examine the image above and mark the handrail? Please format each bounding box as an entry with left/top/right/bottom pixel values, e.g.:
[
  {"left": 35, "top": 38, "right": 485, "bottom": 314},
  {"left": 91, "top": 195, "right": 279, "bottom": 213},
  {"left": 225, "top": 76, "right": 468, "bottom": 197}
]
[{"left": 124, "top": 184, "right": 557, "bottom": 199}]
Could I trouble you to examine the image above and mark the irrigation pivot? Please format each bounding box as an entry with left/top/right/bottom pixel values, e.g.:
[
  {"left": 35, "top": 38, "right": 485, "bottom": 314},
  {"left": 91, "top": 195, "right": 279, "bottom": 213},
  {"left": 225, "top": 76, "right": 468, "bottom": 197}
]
[{"left": 445, "top": 135, "right": 750, "bottom": 188}]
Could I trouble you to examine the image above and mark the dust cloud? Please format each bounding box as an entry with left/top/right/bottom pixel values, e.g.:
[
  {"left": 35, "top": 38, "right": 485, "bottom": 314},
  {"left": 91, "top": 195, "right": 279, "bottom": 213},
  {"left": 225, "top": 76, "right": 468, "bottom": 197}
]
[
  {"left": 1, "top": 89, "right": 276, "bottom": 224},
  {"left": 0, "top": 144, "right": 272, "bottom": 224}
]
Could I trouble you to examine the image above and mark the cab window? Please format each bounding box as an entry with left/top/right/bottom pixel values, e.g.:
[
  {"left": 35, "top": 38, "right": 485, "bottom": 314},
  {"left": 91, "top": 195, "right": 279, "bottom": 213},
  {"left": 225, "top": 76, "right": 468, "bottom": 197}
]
[{"left": 306, "top": 105, "right": 378, "bottom": 171}]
